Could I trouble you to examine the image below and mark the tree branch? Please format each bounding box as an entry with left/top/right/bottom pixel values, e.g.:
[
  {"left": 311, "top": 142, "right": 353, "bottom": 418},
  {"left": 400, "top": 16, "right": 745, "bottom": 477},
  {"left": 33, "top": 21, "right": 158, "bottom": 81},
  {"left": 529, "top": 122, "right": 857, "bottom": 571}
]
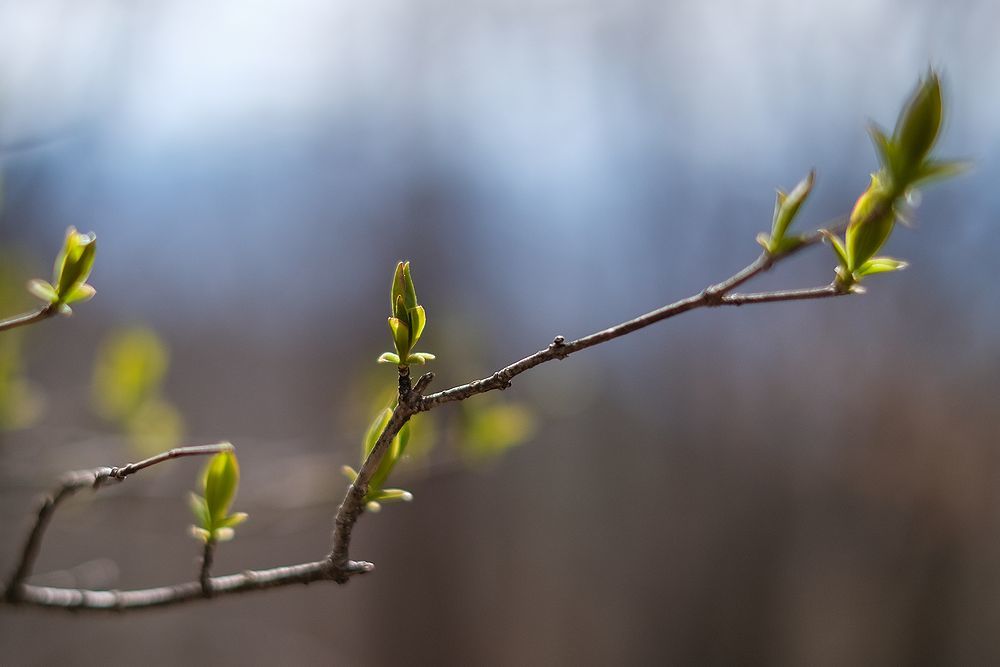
[
  {"left": 4, "top": 223, "right": 855, "bottom": 611},
  {"left": 328, "top": 231, "right": 850, "bottom": 571},
  {"left": 0, "top": 305, "right": 57, "bottom": 333},
  {"left": 12, "top": 560, "right": 365, "bottom": 611}
]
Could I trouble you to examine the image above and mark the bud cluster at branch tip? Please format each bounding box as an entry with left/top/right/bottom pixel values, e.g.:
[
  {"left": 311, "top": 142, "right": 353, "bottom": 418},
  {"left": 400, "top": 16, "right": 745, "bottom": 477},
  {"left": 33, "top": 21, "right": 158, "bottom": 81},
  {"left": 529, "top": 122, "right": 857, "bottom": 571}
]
[
  {"left": 377, "top": 261, "right": 435, "bottom": 366},
  {"left": 27, "top": 227, "right": 97, "bottom": 315},
  {"left": 822, "top": 71, "right": 967, "bottom": 292}
]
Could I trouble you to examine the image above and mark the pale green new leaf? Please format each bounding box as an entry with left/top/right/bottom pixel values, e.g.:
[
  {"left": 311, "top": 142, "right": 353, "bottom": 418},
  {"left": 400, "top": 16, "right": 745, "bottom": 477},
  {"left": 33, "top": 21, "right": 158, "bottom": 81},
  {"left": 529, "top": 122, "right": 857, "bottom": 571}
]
[
  {"left": 26, "top": 279, "right": 57, "bottom": 304},
  {"left": 855, "top": 257, "right": 909, "bottom": 277}
]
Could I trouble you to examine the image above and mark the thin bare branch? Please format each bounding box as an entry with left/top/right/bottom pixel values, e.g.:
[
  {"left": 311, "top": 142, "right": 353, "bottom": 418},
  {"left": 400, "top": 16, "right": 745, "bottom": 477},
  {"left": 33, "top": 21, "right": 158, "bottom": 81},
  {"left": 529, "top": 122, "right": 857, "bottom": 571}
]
[
  {"left": 0, "top": 306, "right": 56, "bottom": 333},
  {"left": 12, "top": 559, "right": 370, "bottom": 612}
]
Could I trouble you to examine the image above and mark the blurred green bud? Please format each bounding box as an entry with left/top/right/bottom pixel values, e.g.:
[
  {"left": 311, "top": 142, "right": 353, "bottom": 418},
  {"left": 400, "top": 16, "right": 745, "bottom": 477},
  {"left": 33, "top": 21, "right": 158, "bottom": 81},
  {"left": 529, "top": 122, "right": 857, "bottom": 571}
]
[
  {"left": 357, "top": 406, "right": 413, "bottom": 508},
  {"left": 204, "top": 449, "right": 239, "bottom": 522},
  {"left": 830, "top": 71, "right": 964, "bottom": 291},
  {"left": 384, "top": 261, "right": 434, "bottom": 366},
  {"left": 757, "top": 170, "right": 814, "bottom": 255},
  {"left": 893, "top": 71, "right": 942, "bottom": 175},
  {"left": 190, "top": 446, "right": 248, "bottom": 542},
  {"left": 845, "top": 174, "right": 895, "bottom": 271},
  {"left": 28, "top": 227, "right": 97, "bottom": 311}
]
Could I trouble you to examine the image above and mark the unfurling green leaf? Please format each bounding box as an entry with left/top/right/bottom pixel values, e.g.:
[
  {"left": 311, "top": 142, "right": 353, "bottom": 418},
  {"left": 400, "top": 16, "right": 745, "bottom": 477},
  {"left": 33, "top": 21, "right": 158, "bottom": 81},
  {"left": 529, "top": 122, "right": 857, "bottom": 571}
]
[
  {"left": 893, "top": 71, "right": 942, "bottom": 172},
  {"left": 383, "top": 261, "right": 434, "bottom": 367},
  {"left": 190, "top": 447, "right": 248, "bottom": 543},
  {"left": 855, "top": 257, "right": 909, "bottom": 277},
  {"left": 370, "top": 489, "right": 413, "bottom": 503},
  {"left": 868, "top": 124, "right": 898, "bottom": 176},
  {"left": 389, "top": 316, "right": 410, "bottom": 360},
  {"left": 408, "top": 305, "right": 426, "bottom": 346},
  {"left": 760, "top": 170, "right": 814, "bottom": 254},
  {"left": 204, "top": 449, "right": 239, "bottom": 523},
  {"left": 28, "top": 227, "right": 98, "bottom": 308},
  {"left": 845, "top": 174, "right": 895, "bottom": 271},
  {"left": 363, "top": 408, "right": 393, "bottom": 458},
  {"left": 820, "top": 230, "right": 849, "bottom": 270},
  {"left": 357, "top": 405, "right": 414, "bottom": 508},
  {"left": 909, "top": 159, "right": 971, "bottom": 187},
  {"left": 26, "top": 279, "right": 57, "bottom": 303},
  {"left": 54, "top": 227, "right": 96, "bottom": 296},
  {"left": 401, "top": 262, "right": 419, "bottom": 311},
  {"left": 391, "top": 262, "right": 407, "bottom": 315},
  {"left": 406, "top": 352, "right": 436, "bottom": 364},
  {"left": 189, "top": 492, "right": 210, "bottom": 528}
]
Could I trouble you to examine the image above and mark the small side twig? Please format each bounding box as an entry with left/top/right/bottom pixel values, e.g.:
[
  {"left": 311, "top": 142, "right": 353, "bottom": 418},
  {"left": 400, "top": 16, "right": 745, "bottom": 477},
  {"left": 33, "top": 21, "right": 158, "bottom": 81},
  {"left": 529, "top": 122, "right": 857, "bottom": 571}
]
[{"left": 3, "top": 443, "right": 232, "bottom": 604}]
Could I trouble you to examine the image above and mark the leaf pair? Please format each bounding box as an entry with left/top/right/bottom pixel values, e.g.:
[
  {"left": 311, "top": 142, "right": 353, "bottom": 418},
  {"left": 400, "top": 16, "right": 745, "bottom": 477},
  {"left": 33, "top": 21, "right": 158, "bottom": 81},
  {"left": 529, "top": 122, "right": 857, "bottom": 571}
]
[
  {"left": 190, "top": 447, "right": 248, "bottom": 542},
  {"left": 757, "top": 170, "right": 815, "bottom": 256},
  {"left": 378, "top": 262, "right": 435, "bottom": 366},
  {"left": 27, "top": 227, "right": 97, "bottom": 314},
  {"left": 342, "top": 406, "right": 413, "bottom": 512}
]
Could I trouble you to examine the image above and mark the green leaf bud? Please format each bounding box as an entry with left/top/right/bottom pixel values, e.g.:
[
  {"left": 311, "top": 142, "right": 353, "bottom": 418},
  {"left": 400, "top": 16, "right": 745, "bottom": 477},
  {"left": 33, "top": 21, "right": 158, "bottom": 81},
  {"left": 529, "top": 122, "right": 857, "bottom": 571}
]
[
  {"left": 401, "top": 261, "right": 419, "bottom": 310},
  {"left": 388, "top": 316, "right": 411, "bottom": 360},
  {"left": 53, "top": 227, "right": 97, "bottom": 303},
  {"left": 845, "top": 174, "right": 896, "bottom": 271},
  {"left": 763, "top": 170, "right": 814, "bottom": 254},
  {"left": 893, "top": 71, "right": 942, "bottom": 173},
  {"left": 203, "top": 449, "right": 239, "bottom": 523}
]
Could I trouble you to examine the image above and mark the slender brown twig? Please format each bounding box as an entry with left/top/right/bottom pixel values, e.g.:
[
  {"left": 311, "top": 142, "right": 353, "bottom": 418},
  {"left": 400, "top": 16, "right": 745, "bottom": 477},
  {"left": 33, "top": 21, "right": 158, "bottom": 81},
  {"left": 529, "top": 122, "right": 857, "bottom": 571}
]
[
  {"left": 199, "top": 540, "right": 216, "bottom": 597},
  {"left": 0, "top": 305, "right": 57, "bottom": 333}
]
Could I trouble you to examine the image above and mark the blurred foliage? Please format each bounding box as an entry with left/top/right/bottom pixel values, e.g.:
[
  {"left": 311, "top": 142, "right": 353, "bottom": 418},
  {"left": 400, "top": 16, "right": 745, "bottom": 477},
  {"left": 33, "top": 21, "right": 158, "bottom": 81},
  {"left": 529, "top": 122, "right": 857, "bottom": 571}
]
[
  {"left": 91, "top": 326, "right": 183, "bottom": 455},
  {"left": 459, "top": 398, "right": 536, "bottom": 464},
  {"left": 343, "top": 405, "right": 414, "bottom": 512},
  {"left": 0, "top": 255, "right": 44, "bottom": 430}
]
